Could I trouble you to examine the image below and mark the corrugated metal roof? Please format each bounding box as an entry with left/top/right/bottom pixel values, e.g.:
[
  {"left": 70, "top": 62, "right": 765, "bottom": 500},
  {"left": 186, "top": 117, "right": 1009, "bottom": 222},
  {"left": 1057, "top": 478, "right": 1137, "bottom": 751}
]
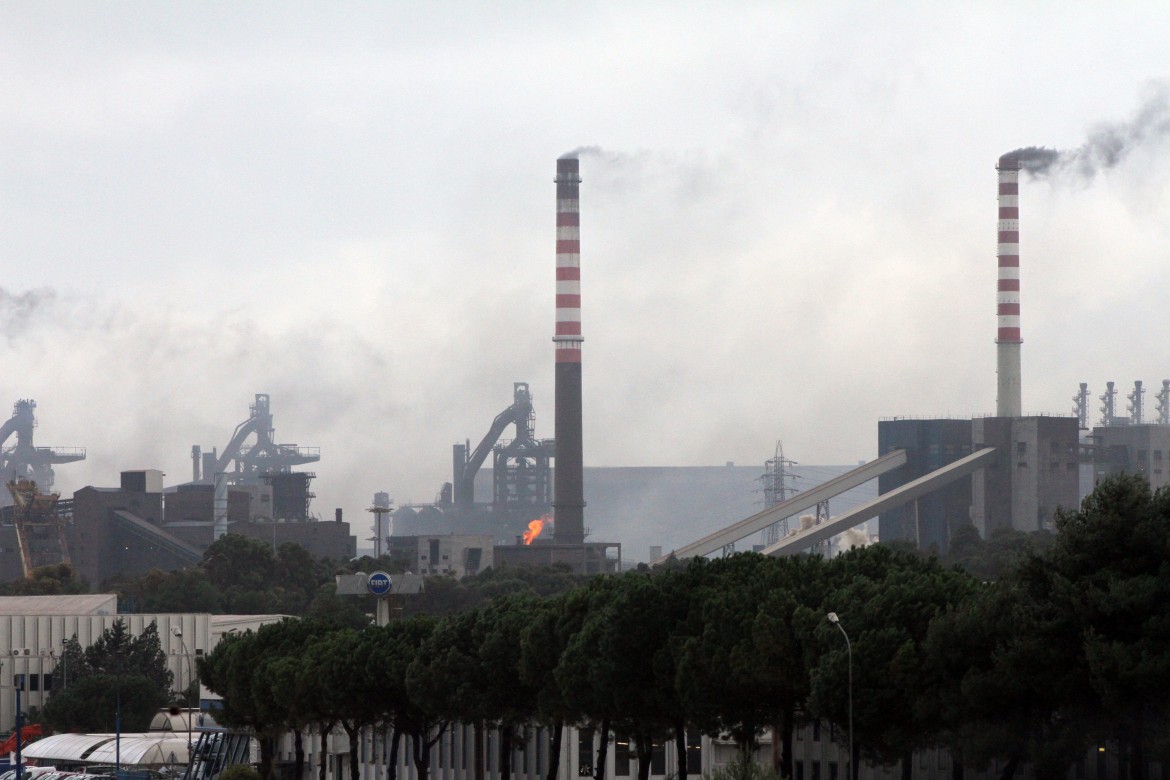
[
  {"left": 21, "top": 733, "right": 115, "bottom": 761},
  {"left": 0, "top": 595, "right": 118, "bottom": 616},
  {"left": 23, "top": 733, "right": 189, "bottom": 766},
  {"left": 87, "top": 735, "right": 190, "bottom": 766}
]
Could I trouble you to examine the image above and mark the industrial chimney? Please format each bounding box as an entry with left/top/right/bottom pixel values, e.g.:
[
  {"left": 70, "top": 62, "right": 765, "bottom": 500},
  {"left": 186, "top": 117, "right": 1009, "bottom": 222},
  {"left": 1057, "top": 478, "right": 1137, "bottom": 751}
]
[
  {"left": 553, "top": 156, "right": 586, "bottom": 544},
  {"left": 996, "top": 156, "right": 1023, "bottom": 417}
]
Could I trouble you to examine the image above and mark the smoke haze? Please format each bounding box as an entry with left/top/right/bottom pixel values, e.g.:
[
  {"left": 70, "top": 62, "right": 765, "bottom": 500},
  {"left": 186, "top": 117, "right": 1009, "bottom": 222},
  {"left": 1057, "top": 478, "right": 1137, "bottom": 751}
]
[
  {"left": 3, "top": 6, "right": 1170, "bottom": 559},
  {"left": 1004, "top": 83, "right": 1170, "bottom": 179}
]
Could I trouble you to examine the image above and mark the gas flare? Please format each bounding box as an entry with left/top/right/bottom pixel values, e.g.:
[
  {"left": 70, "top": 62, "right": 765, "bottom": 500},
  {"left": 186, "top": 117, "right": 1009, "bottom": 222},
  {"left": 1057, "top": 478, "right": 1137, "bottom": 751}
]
[{"left": 523, "top": 515, "right": 550, "bottom": 545}]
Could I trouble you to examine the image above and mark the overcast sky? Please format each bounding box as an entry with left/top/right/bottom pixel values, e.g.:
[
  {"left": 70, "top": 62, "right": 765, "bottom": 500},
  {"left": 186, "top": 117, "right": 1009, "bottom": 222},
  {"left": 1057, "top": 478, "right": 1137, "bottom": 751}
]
[{"left": 3, "top": 2, "right": 1170, "bottom": 545}]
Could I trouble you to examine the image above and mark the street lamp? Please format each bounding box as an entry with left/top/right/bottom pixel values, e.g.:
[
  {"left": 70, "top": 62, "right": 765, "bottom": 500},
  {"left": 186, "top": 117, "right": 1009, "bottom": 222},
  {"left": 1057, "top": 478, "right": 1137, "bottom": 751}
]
[
  {"left": 827, "top": 613, "right": 853, "bottom": 780},
  {"left": 97, "top": 663, "right": 122, "bottom": 776},
  {"left": 171, "top": 627, "right": 197, "bottom": 755}
]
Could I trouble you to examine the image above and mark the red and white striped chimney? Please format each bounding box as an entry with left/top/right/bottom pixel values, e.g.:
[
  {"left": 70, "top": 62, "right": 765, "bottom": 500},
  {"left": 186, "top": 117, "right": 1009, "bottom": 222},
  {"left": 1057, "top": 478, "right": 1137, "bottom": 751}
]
[
  {"left": 996, "top": 156, "right": 1022, "bottom": 418},
  {"left": 553, "top": 156, "right": 585, "bottom": 544}
]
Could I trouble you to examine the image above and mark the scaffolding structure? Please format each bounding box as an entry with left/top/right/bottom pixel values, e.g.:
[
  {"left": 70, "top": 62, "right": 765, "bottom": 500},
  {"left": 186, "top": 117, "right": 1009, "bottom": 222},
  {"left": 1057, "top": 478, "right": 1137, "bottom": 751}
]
[{"left": 6, "top": 479, "right": 71, "bottom": 576}]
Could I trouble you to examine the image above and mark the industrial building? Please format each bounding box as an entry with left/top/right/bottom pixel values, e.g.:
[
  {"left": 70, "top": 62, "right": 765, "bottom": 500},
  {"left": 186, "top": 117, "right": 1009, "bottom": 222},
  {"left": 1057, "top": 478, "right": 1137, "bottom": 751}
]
[
  {"left": 0, "top": 399, "right": 85, "bottom": 506},
  {"left": 0, "top": 594, "right": 217, "bottom": 733},
  {"left": 877, "top": 416, "right": 1082, "bottom": 551},
  {"left": 0, "top": 393, "right": 353, "bottom": 584},
  {"left": 389, "top": 156, "right": 620, "bottom": 575}
]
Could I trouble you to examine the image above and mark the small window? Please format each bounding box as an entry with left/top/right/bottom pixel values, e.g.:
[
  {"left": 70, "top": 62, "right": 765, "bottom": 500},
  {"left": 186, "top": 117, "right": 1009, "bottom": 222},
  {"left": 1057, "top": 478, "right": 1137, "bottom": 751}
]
[
  {"left": 614, "top": 735, "right": 631, "bottom": 777},
  {"left": 578, "top": 729, "right": 595, "bottom": 778},
  {"left": 686, "top": 730, "right": 702, "bottom": 775},
  {"left": 651, "top": 742, "right": 666, "bottom": 775}
]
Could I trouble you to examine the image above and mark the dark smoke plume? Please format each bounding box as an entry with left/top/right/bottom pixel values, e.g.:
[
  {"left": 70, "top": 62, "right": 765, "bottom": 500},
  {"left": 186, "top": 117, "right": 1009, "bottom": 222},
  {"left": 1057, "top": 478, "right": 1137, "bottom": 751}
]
[
  {"left": 999, "top": 146, "right": 1059, "bottom": 174},
  {"left": 1003, "top": 82, "right": 1170, "bottom": 180}
]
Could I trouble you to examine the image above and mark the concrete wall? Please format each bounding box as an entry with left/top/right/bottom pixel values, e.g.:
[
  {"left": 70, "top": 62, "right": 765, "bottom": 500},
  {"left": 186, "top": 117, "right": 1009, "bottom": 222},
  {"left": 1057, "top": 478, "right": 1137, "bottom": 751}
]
[{"left": 972, "top": 416, "right": 1080, "bottom": 537}]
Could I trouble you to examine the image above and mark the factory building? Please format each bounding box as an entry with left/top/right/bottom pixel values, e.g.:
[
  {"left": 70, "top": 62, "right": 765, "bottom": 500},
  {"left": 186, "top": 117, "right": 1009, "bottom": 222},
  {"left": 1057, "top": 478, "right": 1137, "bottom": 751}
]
[
  {"left": 0, "top": 594, "right": 217, "bottom": 733},
  {"left": 877, "top": 419, "right": 974, "bottom": 551},
  {"left": 878, "top": 159, "right": 1081, "bottom": 552},
  {"left": 877, "top": 416, "right": 1081, "bottom": 551},
  {"left": 970, "top": 415, "right": 1081, "bottom": 536},
  {"left": 0, "top": 399, "right": 86, "bottom": 507},
  {"left": 1090, "top": 424, "right": 1170, "bottom": 490},
  {"left": 389, "top": 156, "right": 618, "bottom": 575},
  {"left": 386, "top": 534, "right": 494, "bottom": 578}
]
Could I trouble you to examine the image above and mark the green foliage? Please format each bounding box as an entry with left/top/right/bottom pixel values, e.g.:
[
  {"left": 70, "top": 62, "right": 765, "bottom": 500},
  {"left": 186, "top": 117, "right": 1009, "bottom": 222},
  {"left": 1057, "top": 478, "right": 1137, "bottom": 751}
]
[
  {"left": 218, "top": 764, "right": 263, "bottom": 780},
  {"left": 187, "top": 477, "right": 1170, "bottom": 780},
  {"left": 944, "top": 523, "right": 1054, "bottom": 581},
  {"left": 117, "top": 568, "right": 223, "bottom": 613},
  {"left": 0, "top": 563, "right": 88, "bottom": 595},
  {"left": 111, "top": 534, "right": 350, "bottom": 617},
  {"left": 807, "top": 544, "right": 978, "bottom": 767},
  {"left": 41, "top": 620, "right": 173, "bottom": 732},
  {"left": 702, "top": 752, "right": 780, "bottom": 780}
]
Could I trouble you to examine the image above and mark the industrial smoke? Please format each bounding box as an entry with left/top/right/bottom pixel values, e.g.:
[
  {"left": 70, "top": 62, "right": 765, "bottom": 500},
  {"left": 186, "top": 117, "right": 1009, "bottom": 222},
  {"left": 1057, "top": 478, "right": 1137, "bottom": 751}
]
[
  {"left": 1001, "top": 82, "right": 1170, "bottom": 180},
  {"left": 995, "top": 85, "right": 1170, "bottom": 418}
]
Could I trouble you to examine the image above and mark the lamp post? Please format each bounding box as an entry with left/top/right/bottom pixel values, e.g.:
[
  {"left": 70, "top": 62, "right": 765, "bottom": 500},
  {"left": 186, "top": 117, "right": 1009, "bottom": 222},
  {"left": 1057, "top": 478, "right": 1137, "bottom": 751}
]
[
  {"left": 14, "top": 662, "right": 23, "bottom": 780},
  {"left": 827, "top": 612, "right": 853, "bottom": 780},
  {"left": 171, "top": 626, "right": 197, "bottom": 755},
  {"left": 115, "top": 671, "right": 122, "bottom": 777},
  {"left": 98, "top": 662, "right": 122, "bottom": 777}
]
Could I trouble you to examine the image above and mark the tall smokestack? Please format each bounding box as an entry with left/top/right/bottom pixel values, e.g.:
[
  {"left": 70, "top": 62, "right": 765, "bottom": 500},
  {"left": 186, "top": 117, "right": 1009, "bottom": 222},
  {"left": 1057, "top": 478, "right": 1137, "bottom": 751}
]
[
  {"left": 996, "top": 156, "right": 1023, "bottom": 418},
  {"left": 553, "top": 156, "right": 585, "bottom": 544}
]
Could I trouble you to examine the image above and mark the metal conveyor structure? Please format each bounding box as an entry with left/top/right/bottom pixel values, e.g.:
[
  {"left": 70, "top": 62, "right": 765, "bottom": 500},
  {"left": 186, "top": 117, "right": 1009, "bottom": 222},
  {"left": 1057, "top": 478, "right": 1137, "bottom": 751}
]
[
  {"left": 652, "top": 448, "right": 909, "bottom": 564},
  {"left": 761, "top": 446, "right": 998, "bottom": 556}
]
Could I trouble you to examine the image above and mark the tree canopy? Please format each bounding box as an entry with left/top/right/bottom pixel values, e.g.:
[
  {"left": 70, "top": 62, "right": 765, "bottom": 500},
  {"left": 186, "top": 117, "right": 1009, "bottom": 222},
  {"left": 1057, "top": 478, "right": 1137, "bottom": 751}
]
[{"left": 41, "top": 620, "right": 174, "bottom": 733}]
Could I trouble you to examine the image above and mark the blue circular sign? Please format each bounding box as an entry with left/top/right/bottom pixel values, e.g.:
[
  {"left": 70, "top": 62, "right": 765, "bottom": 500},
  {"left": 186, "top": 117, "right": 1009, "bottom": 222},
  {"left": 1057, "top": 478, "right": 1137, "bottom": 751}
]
[{"left": 367, "top": 571, "right": 393, "bottom": 596}]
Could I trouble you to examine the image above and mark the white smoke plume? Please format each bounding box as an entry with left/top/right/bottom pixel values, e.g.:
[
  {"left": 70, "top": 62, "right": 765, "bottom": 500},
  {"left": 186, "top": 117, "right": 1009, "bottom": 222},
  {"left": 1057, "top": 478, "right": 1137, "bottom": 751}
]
[
  {"left": 559, "top": 145, "right": 604, "bottom": 160},
  {"left": 0, "top": 287, "right": 57, "bottom": 344}
]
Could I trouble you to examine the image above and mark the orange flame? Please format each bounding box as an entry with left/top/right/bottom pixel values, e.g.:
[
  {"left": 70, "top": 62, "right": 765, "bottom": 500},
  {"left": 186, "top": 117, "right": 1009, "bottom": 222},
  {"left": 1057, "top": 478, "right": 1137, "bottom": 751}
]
[{"left": 523, "top": 516, "right": 549, "bottom": 545}]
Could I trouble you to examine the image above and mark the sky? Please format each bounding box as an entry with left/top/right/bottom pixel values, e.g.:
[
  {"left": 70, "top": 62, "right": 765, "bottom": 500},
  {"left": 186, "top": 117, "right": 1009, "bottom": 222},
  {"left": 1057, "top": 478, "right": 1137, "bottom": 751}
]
[{"left": 3, "top": 2, "right": 1170, "bottom": 548}]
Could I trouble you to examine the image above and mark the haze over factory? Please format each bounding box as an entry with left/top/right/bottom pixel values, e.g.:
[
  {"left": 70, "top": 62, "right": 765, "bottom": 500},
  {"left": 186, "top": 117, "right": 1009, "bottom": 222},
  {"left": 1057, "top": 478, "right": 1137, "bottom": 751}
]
[{"left": 2, "top": 5, "right": 1170, "bottom": 577}]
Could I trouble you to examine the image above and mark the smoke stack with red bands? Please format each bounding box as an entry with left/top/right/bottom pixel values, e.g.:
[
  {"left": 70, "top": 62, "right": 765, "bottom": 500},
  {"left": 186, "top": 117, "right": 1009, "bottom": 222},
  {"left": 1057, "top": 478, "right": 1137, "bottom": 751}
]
[
  {"left": 554, "top": 157, "right": 585, "bottom": 543},
  {"left": 996, "top": 155, "right": 1023, "bottom": 417}
]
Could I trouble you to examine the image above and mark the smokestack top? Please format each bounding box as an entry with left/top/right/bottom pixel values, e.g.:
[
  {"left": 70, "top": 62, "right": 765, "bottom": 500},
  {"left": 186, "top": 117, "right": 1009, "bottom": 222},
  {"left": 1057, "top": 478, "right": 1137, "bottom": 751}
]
[
  {"left": 998, "top": 146, "right": 1059, "bottom": 174},
  {"left": 556, "top": 157, "right": 582, "bottom": 182}
]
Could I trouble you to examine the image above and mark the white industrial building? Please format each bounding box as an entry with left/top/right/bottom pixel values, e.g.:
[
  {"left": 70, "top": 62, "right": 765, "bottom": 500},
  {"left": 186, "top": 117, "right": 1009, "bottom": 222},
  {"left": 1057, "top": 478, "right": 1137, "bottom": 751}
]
[{"left": 0, "top": 594, "right": 282, "bottom": 734}]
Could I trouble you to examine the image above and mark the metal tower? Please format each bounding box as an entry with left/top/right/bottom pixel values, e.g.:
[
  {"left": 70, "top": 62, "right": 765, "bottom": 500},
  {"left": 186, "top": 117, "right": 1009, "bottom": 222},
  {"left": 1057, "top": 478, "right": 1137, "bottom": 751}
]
[
  {"left": 1100, "top": 382, "right": 1118, "bottom": 427},
  {"left": 1156, "top": 380, "right": 1170, "bottom": 426},
  {"left": 1073, "top": 383, "right": 1091, "bottom": 430},
  {"left": 1128, "top": 380, "right": 1145, "bottom": 425},
  {"left": 762, "top": 442, "right": 799, "bottom": 546}
]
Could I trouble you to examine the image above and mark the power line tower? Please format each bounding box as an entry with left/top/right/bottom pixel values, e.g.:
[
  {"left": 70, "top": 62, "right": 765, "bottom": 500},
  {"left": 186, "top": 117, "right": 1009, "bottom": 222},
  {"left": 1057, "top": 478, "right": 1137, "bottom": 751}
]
[{"left": 762, "top": 442, "right": 799, "bottom": 546}]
